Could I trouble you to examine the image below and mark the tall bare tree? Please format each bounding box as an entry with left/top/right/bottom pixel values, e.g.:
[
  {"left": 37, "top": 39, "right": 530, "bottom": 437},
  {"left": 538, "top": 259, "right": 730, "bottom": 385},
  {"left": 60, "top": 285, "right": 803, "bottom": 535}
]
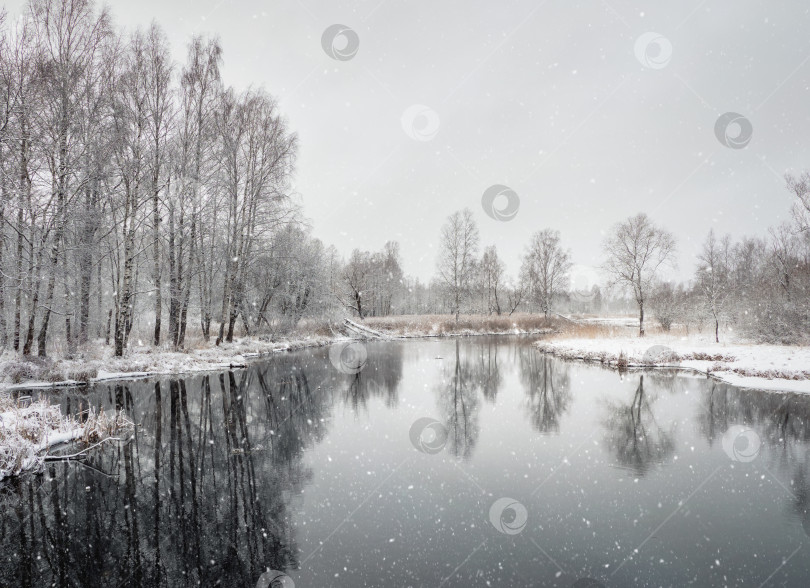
[
  {"left": 30, "top": 0, "right": 112, "bottom": 356},
  {"left": 0, "top": 10, "right": 10, "bottom": 348},
  {"left": 522, "top": 229, "right": 571, "bottom": 319},
  {"left": 110, "top": 29, "right": 151, "bottom": 357},
  {"left": 603, "top": 213, "right": 676, "bottom": 336},
  {"left": 437, "top": 208, "right": 479, "bottom": 321},
  {"left": 143, "top": 23, "right": 173, "bottom": 346},
  {"left": 695, "top": 229, "right": 731, "bottom": 343},
  {"left": 786, "top": 172, "right": 810, "bottom": 234},
  {"left": 479, "top": 245, "right": 504, "bottom": 315},
  {"left": 169, "top": 35, "right": 221, "bottom": 347},
  {"left": 214, "top": 88, "right": 296, "bottom": 344}
]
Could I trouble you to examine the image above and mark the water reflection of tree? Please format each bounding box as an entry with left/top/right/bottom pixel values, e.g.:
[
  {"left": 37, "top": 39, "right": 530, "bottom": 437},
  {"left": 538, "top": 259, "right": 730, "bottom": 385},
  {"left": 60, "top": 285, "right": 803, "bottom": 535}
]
[
  {"left": 472, "top": 339, "right": 502, "bottom": 403},
  {"left": 519, "top": 350, "right": 571, "bottom": 434},
  {"left": 336, "top": 343, "right": 403, "bottom": 413},
  {"left": 603, "top": 375, "right": 676, "bottom": 476},
  {"left": 696, "top": 382, "right": 810, "bottom": 535},
  {"left": 0, "top": 361, "right": 333, "bottom": 587},
  {"left": 436, "top": 340, "right": 481, "bottom": 459},
  {"left": 696, "top": 382, "right": 810, "bottom": 453}
]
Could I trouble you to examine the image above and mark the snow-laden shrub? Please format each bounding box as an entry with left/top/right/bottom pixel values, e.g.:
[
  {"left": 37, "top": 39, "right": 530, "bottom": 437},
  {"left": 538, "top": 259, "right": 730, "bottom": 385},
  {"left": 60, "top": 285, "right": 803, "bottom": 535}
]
[
  {"left": 43, "top": 368, "right": 66, "bottom": 383},
  {"left": 67, "top": 367, "right": 99, "bottom": 383},
  {"left": 0, "top": 393, "right": 132, "bottom": 481},
  {"left": 6, "top": 361, "right": 39, "bottom": 384}
]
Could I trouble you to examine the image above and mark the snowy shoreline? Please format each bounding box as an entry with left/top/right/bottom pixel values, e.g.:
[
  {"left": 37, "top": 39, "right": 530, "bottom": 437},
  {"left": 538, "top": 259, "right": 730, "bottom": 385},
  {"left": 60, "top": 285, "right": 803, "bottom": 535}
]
[
  {"left": 535, "top": 335, "right": 810, "bottom": 394},
  {"left": 5, "top": 324, "right": 808, "bottom": 395},
  {"left": 1, "top": 323, "right": 555, "bottom": 393}
]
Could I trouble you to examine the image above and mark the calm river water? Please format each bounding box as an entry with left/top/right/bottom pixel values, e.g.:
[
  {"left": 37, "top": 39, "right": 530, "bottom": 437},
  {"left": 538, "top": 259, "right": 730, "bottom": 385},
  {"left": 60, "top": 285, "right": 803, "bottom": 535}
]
[{"left": 1, "top": 336, "right": 809, "bottom": 587}]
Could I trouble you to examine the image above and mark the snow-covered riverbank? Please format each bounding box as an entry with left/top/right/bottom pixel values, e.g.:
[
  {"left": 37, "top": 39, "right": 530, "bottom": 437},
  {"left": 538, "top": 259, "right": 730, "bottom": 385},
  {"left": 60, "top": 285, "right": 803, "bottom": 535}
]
[
  {"left": 0, "top": 335, "right": 338, "bottom": 393},
  {"left": 1, "top": 314, "right": 558, "bottom": 392},
  {"left": 535, "top": 334, "right": 810, "bottom": 393}
]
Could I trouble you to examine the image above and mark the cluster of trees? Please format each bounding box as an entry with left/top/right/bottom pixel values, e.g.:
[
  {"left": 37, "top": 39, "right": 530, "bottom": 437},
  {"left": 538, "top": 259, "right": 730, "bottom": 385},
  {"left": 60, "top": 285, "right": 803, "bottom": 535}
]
[
  {"left": 0, "top": 0, "right": 345, "bottom": 358},
  {"left": 649, "top": 218, "right": 810, "bottom": 344},
  {"left": 433, "top": 208, "right": 574, "bottom": 320},
  {"left": 336, "top": 241, "right": 404, "bottom": 319},
  {"left": 427, "top": 179, "right": 809, "bottom": 343}
]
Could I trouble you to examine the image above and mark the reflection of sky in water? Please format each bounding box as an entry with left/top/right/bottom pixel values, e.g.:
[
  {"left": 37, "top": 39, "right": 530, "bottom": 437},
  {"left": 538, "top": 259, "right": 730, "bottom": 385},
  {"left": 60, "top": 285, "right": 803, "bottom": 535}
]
[{"left": 2, "top": 336, "right": 809, "bottom": 587}]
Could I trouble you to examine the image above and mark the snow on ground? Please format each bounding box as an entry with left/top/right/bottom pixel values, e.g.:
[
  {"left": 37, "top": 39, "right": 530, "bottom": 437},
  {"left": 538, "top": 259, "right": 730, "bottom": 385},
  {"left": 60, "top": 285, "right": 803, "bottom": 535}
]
[
  {"left": 363, "top": 313, "right": 555, "bottom": 338},
  {"left": 0, "top": 316, "right": 558, "bottom": 392},
  {"left": 0, "top": 335, "right": 340, "bottom": 393},
  {"left": 536, "top": 332, "right": 810, "bottom": 393},
  {"left": 3, "top": 320, "right": 541, "bottom": 393},
  {"left": 4, "top": 314, "right": 807, "bottom": 400},
  {"left": 576, "top": 316, "right": 640, "bottom": 327}
]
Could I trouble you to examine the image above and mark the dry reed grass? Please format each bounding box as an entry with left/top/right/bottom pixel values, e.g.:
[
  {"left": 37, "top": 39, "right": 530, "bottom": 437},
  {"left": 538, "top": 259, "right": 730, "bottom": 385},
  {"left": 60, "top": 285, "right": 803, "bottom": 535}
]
[
  {"left": 363, "top": 313, "right": 558, "bottom": 336},
  {"left": 0, "top": 393, "right": 132, "bottom": 480}
]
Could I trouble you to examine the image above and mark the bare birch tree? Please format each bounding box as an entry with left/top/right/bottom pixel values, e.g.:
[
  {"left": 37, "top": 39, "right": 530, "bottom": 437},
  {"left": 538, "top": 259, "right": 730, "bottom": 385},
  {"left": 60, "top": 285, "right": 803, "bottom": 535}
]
[
  {"left": 786, "top": 172, "right": 810, "bottom": 234},
  {"left": 603, "top": 213, "right": 676, "bottom": 336},
  {"left": 437, "top": 208, "right": 479, "bottom": 321},
  {"left": 143, "top": 23, "right": 173, "bottom": 346},
  {"left": 479, "top": 245, "right": 504, "bottom": 315},
  {"left": 29, "top": 0, "right": 112, "bottom": 356},
  {"left": 214, "top": 88, "right": 296, "bottom": 344},
  {"left": 522, "top": 229, "right": 571, "bottom": 319},
  {"left": 695, "top": 229, "right": 731, "bottom": 343}
]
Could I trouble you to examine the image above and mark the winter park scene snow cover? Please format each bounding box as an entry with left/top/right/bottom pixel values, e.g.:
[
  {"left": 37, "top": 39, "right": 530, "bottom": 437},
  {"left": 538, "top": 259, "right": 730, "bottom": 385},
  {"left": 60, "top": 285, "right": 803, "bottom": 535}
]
[{"left": 0, "top": 0, "right": 809, "bottom": 586}]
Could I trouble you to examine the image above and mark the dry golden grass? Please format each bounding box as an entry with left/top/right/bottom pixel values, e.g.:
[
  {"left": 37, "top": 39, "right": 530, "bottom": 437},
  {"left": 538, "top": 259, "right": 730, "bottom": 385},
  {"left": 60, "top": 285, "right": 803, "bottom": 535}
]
[
  {"left": 363, "top": 313, "right": 558, "bottom": 336},
  {"left": 544, "top": 320, "right": 692, "bottom": 341}
]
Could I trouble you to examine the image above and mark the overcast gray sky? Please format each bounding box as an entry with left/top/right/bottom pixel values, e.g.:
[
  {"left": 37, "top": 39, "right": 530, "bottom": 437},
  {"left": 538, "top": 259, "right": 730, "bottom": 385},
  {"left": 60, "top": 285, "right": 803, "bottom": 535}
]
[{"left": 8, "top": 0, "right": 810, "bottom": 287}]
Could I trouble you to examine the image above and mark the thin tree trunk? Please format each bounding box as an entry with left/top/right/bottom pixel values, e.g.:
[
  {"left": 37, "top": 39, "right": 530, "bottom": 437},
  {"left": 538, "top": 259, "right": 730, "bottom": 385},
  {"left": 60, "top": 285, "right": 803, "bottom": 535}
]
[
  {"left": 0, "top": 194, "right": 7, "bottom": 348},
  {"left": 78, "top": 185, "right": 97, "bottom": 345},
  {"left": 167, "top": 202, "right": 179, "bottom": 347},
  {"left": 22, "top": 247, "right": 40, "bottom": 355},
  {"left": 152, "top": 182, "right": 161, "bottom": 346},
  {"left": 63, "top": 280, "right": 73, "bottom": 355},
  {"left": 105, "top": 308, "right": 112, "bottom": 345},
  {"left": 177, "top": 210, "right": 195, "bottom": 347},
  {"left": 39, "top": 103, "right": 71, "bottom": 358},
  {"left": 639, "top": 300, "right": 645, "bottom": 337},
  {"left": 13, "top": 206, "right": 24, "bottom": 351},
  {"left": 115, "top": 217, "right": 136, "bottom": 357}
]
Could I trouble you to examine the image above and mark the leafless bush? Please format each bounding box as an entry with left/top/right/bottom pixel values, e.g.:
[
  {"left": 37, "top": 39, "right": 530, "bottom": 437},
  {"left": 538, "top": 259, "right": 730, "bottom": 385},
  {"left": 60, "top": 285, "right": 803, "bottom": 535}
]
[
  {"left": 67, "top": 367, "right": 99, "bottom": 382},
  {"left": 0, "top": 393, "right": 132, "bottom": 480}
]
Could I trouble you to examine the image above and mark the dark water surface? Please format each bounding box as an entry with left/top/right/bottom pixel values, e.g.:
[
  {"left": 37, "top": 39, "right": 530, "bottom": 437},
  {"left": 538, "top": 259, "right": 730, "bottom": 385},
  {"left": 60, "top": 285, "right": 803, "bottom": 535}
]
[{"left": 2, "top": 336, "right": 810, "bottom": 587}]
